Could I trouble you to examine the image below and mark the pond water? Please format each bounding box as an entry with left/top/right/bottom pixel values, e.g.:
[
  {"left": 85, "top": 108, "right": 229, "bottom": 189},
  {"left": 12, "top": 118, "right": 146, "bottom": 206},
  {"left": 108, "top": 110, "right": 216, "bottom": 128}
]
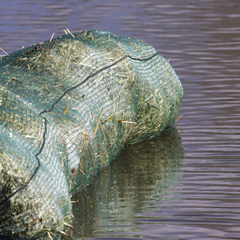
[{"left": 1, "top": 0, "right": 240, "bottom": 239}]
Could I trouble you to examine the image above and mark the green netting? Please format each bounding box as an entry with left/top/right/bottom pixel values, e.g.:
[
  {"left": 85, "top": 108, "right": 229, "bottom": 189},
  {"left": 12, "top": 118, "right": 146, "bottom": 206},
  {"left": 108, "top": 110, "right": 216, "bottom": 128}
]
[{"left": 0, "top": 30, "right": 183, "bottom": 239}]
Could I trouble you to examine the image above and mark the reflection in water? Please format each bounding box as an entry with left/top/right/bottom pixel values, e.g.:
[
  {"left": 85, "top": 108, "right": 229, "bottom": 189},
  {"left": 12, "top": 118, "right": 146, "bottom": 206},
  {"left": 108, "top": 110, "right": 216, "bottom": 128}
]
[{"left": 72, "top": 128, "right": 183, "bottom": 238}]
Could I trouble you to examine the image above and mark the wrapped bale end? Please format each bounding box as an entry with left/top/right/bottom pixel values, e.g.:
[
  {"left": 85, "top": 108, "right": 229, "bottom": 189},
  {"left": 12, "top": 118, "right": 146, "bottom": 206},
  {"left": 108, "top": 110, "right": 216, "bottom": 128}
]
[
  {"left": 0, "top": 92, "right": 72, "bottom": 239},
  {"left": 0, "top": 29, "right": 183, "bottom": 239},
  {"left": 0, "top": 154, "right": 70, "bottom": 240}
]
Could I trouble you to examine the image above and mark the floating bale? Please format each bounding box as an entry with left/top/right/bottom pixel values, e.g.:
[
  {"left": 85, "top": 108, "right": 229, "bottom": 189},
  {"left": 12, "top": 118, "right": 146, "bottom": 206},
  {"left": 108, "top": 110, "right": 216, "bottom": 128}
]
[{"left": 0, "top": 30, "right": 183, "bottom": 239}]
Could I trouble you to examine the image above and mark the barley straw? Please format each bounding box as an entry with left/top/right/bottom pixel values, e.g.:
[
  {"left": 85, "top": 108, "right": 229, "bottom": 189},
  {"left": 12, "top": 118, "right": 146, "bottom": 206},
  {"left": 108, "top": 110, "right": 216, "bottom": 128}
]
[
  {"left": 79, "top": 160, "right": 82, "bottom": 169},
  {"left": 63, "top": 214, "right": 74, "bottom": 219},
  {"left": 62, "top": 105, "right": 70, "bottom": 115},
  {"left": 47, "top": 232, "right": 53, "bottom": 240},
  {"left": 89, "top": 32, "right": 94, "bottom": 41},
  {"left": 66, "top": 28, "right": 75, "bottom": 38},
  {"left": 79, "top": 169, "right": 85, "bottom": 176},
  {"left": 60, "top": 199, "right": 64, "bottom": 206},
  {"left": 82, "top": 30, "right": 87, "bottom": 38},
  {"left": 93, "top": 108, "right": 103, "bottom": 135},
  {"left": 0, "top": 47, "right": 9, "bottom": 56},
  {"left": 175, "top": 114, "right": 183, "bottom": 122},
  {"left": 64, "top": 222, "right": 73, "bottom": 228},
  {"left": 59, "top": 231, "right": 68, "bottom": 236},
  {"left": 119, "top": 120, "right": 137, "bottom": 124},
  {"left": 50, "top": 32, "right": 55, "bottom": 42},
  {"left": 102, "top": 114, "right": 115, "bottom": 124}
]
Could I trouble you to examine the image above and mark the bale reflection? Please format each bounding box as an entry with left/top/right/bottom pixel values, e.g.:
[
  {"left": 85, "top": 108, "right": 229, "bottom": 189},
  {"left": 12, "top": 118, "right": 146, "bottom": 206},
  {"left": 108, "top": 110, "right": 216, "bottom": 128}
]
[{"left": 71, "top": 127, "right": 183, "bottom": 238}]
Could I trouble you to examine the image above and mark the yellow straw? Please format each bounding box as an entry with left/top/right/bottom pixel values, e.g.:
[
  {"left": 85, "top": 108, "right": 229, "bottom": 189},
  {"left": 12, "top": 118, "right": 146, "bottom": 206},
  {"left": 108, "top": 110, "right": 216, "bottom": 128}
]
[
  {"left": 50, "top": 32, "right": 55, "bottom": 42},
  {"left": 93, "top": 108, "right": 103, "bottom": 135},
  {"left": 62, "top": 105, "right": 70, "bottom": 115},
  {"left": 47, "top": 232, "right": 53, "bottom": 240},
  {"left": 0, "top": 47, "right": 8, "bottom": 56},
  {"left": 175, "top": 114, "right": 183, "bottom": 122}
]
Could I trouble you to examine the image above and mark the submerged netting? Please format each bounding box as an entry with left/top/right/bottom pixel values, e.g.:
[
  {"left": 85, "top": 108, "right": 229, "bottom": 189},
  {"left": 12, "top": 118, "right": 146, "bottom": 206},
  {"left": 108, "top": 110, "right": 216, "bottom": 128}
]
[{"left": 0, "top": 30, "right": 183, "bottom": 239}]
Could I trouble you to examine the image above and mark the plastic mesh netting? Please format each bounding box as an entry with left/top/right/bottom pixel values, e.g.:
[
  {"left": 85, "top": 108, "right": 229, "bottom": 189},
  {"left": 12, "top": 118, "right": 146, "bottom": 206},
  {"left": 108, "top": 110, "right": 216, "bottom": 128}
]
[{"left": 0, "top": 30, "right": 183, "bottom": 239}]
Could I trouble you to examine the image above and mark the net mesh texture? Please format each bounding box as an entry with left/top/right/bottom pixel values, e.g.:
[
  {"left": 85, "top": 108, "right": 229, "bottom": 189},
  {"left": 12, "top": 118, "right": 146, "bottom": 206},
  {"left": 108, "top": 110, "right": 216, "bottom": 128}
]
[{"left": 0, "top": 30, "right": 183, "bottom": 239}]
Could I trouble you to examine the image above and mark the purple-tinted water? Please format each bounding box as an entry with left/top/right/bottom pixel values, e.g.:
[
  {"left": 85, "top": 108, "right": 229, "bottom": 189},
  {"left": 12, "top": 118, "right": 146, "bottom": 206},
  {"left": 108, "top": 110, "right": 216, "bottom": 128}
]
[{"left": 1, "top": 0, "right": 240, "bottom": 239}]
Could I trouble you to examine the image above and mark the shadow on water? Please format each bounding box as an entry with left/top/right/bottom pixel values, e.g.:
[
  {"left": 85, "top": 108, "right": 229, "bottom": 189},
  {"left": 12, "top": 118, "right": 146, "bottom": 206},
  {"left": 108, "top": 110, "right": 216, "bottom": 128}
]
[{"left": 71, "top": 127, "right": 184, "bottom": 239}]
